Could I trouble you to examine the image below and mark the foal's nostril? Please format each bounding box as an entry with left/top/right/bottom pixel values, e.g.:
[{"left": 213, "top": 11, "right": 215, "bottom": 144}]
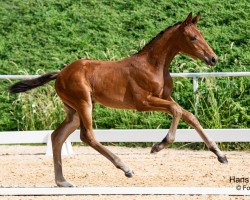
[{"left": 211, "top": 57, "right": 216, "bottom": 65}]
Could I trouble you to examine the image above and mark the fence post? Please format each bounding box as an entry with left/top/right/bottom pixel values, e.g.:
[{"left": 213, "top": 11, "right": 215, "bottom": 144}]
[{"left": 193, "top": 76, "right": 199, "bottom": 115}]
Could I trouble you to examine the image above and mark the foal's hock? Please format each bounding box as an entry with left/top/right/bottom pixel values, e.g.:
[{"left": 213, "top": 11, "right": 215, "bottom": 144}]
[{"left": 9, "top": 12, "right": 227, "bottom": 187}]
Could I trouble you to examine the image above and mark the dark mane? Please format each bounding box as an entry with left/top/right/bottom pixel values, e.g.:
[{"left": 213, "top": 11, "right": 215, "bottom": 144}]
[{"left": 135, "top": 21, "right": 182, "bottom": 55}]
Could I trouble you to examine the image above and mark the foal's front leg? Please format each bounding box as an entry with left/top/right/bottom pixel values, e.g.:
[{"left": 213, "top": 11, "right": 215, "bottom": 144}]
[
  {"left": 138, "top": 96, "right": 183, "bottom": 153},
  {"left": 181, "top": 108, "right": 228, "bottom": 163},
  {"left": 167, "top": 97, "right": 228, "bottom": 163}
]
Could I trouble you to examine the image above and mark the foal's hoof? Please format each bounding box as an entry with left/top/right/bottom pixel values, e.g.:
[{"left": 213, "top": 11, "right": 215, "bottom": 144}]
[
  {"left": 218, "top": 156, "right": 228, "bottom": 164},
  {"left": 125, "top": 171, "right": 133, "bottom": 178},
  {"left": 56, "top": 180, "right": 75, "bottom": 187},
  {"left": 151, "top": 144, "right": 159, "bottom": 153}
]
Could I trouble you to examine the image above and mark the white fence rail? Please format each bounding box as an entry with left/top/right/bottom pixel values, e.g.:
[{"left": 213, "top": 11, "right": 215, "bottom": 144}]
[
  {"left": 1, "top": 129, "right": 250, "bottom": 144},
  {"left": 0, "top": 129, "right": 249, "bottom": 155}
]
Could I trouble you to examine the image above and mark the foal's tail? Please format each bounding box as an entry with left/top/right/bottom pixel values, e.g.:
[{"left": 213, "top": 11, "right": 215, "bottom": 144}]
[{"left": 8, "top": 72, "right": 59, "bottom": 94}]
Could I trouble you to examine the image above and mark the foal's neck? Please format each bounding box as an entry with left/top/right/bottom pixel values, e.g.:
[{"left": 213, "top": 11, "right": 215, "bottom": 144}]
[{"left": 136, "top": 24, "right": 181, "bottom": 71}]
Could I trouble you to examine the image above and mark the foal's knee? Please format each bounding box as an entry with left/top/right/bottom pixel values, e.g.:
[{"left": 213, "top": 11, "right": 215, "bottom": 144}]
[{"left": 171, "top": 105, "right": 182, "bottom": 118}]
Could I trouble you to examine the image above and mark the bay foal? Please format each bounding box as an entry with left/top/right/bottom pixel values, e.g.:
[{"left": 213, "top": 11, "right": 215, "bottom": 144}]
[{"left": 9, "top": 12, "right": 228, "bottom": 187}]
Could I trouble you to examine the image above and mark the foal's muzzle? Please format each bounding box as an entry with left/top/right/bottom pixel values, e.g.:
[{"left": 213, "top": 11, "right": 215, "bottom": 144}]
[{"left": 205, "top": 55, "right": 218, "bottom": 66}]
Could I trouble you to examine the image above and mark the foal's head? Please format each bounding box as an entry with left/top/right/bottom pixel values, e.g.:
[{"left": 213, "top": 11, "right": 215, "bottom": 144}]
[{"left": 178, "top": 12, "right": 217, "bottom": 66}]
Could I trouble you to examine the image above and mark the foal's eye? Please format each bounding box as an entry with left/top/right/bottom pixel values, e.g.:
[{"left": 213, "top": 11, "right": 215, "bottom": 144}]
[{"left": 190, "top": 36, "right": 196, "bottom": 41}]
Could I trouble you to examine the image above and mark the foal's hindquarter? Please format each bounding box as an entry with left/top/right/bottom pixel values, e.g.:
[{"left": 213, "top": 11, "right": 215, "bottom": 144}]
[{"left": 51, "top": 13, "right": 227, "bottom": 187}]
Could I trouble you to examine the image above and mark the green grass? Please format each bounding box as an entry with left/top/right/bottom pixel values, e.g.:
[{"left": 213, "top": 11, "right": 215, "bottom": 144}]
[{"left": 0, "top": 0, "right": 249, "bottom": 150}]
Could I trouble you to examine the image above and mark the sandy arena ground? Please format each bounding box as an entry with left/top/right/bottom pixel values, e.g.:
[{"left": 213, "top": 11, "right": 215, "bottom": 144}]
[{"left": 0, "top": 145, "right": 249, "bottom": 200}]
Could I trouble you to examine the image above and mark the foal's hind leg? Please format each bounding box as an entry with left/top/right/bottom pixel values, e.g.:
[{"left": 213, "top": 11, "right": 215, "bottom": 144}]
[
  {"left": 76, "top": 98, "right": 133, "bottom": 177},
  {"left": 51, "top": 104, "right": 80, "bottom": 187}
]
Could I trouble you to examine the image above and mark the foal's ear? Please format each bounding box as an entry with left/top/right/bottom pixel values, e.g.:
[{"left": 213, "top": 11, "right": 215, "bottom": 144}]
[
  {"left": 192, "top": 12, "right": 200, "bottom": 25},
  {"left": 184, "top": 12, "right": 193, "bottom": 25}
]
